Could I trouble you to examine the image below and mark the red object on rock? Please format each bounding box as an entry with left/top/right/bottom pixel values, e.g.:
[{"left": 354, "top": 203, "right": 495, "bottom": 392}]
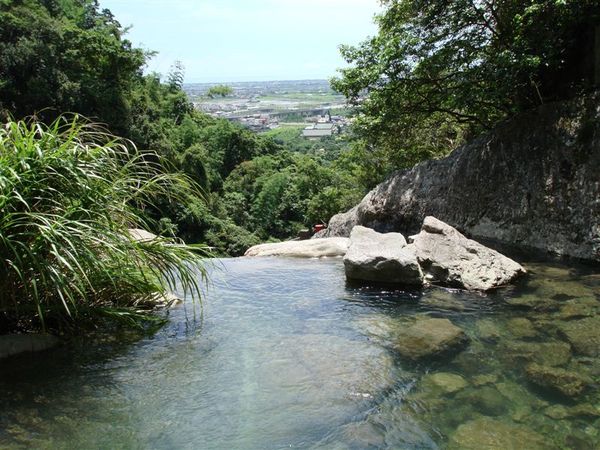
[{"left": 313, "top": 224, "right": 326, "bottom": 233}]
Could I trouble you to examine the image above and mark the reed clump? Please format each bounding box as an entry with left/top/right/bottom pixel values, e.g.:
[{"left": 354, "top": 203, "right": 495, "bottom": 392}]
[{"left": 0, "top": 116, "right": 208, "bottom": 333}]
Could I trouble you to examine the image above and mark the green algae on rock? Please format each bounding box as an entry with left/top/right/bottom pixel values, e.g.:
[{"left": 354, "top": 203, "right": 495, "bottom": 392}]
[
  {"left": 525, "top": 363, "right": 591, "bottom": 398},
  {"left": 394, "top": 317, "right": 468, "bottom": 360}
]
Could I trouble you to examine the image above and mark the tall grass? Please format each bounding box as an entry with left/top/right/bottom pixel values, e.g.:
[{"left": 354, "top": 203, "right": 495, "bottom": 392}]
[{"left": 0, "top": 116, "right": 209, "bottom": 333}]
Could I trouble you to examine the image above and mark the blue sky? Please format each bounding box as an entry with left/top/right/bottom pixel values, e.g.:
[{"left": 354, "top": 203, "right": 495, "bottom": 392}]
[{"left": 99, "top": 0, "right": 381, "bottom": 83}]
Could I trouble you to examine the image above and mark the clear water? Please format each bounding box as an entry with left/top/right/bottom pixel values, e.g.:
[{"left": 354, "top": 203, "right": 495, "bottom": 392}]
[{"left": 1, "top": 256, "right": 599, "bottom": 449}]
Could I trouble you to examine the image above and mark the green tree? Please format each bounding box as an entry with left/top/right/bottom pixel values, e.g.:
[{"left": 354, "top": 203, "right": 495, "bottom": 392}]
[
  {"left": 0, "top": 0, "right": 147, "bottom": 135},
  {"left": 332, "top": 0, "right": 600, "bottom": 168}
]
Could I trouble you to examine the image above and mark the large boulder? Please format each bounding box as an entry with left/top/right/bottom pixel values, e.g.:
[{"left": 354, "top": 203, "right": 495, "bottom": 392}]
[
  {"left": 244, "top": 237, "right": 349, "bottom": 258},
  {"left": 394, "top": 317, "right": 468, "bottom": 360},
  {"left": 319, "top": 94, "right": 600, "bottom": 262},
  {"left": 408, "top": 217, "right": 525, "bottom": 290},
  {"left": 343, "top": 226, "right": 423, "bottom": 285}
]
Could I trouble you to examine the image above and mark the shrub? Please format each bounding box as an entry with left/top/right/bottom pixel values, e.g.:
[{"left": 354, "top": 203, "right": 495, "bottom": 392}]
[{"left": 0, "top": 116, "right": 208, "bottom": 333}]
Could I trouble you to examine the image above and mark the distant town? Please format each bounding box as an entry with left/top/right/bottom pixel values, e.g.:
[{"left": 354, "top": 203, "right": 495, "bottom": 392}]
[{"left": 183, "top": 79, "right": 353, "bottom": 137}]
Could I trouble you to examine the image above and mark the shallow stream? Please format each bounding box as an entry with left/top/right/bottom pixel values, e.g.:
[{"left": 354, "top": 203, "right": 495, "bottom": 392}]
[{"left": 1, "top": 256, "right": 599, "bottom": 449}]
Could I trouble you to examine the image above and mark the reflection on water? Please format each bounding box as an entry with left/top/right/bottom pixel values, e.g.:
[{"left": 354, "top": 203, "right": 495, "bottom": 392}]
[{"left": 0, "top": 256, "right": 598, "bottom": 449}]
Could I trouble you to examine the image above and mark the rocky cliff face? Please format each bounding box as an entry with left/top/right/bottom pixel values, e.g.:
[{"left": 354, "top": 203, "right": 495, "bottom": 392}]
[{"left": 321, "top": 93, "right": 600, "bottom": 262}]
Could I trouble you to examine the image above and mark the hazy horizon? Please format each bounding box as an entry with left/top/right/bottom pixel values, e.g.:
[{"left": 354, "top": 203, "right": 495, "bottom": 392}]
[{"left": 99, "top": 0, "right": 381, "bottom": 83}]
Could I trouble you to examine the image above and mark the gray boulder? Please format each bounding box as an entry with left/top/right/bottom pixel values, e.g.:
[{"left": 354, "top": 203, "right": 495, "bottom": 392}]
[
  {"left": 343, "top": 226, "right": 423, "bottom": 285},
  {"left": 408, "top": 217, "right": 525, "bottom": 290},
  {"left": 244, "top": 237, "right": 349, "bottom": 258},
  {"left": 319, "top": 94, "right": 600, "bottom": 262}
]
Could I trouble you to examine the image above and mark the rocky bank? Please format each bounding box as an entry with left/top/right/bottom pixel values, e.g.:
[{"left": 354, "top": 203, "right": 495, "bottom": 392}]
[{"left": 319, "top": 93, "right": 600, "bottom": 262}]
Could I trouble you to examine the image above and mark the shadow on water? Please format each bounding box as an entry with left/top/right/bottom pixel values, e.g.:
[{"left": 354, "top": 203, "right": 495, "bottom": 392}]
[{"left": 0, "top": 255, "right": 599, "bottom": 449}]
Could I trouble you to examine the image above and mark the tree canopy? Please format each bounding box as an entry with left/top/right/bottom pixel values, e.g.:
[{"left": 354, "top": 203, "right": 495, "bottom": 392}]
[{"left": 332, "top": 0, "right": 600, "bottom": 167}]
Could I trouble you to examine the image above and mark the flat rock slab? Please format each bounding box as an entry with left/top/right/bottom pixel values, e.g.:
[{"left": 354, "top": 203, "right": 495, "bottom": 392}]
[
  {"left": 0, "top": 334, "right": 59, "bottom": 359},
  {"left": 409, "top": 217, "right": 526, "bottom": 290},
  {"left": 244, "top": 237, "right": 349, "bottom": 258},
  {"left": 525, "top": 363, "right": 590, "bottom": 398},
  {"left": 449, "top": 417, "right": 551, "bottom": 450},
  {"left": 394, "top": 317, "right": 468, "bottom": 360},
  {"left": 343, "top": 226, "right": 423, "bottom": 285}
]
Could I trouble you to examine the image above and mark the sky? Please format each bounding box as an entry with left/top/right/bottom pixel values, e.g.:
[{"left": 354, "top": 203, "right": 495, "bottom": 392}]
[{"left": 99, "top": 0, "right": 382, "bottom": 83}]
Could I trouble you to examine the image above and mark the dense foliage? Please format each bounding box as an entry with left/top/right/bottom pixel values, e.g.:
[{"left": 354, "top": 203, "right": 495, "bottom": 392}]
[
  {"left": 332, "top": 0, "right": 600, "bottom": 169},
  {"left": 0, "top": 117, "right": 207, "bottom": 332},
  {"left": 0, "top": 0, "right": 372, "bottom": 258}
]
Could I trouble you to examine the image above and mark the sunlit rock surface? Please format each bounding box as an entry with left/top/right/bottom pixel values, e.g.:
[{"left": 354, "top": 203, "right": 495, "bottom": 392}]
[
  {"left": 408, "top": 217, "right": 526, "bottom": 290},
  {"left": 343, "top": 226, "right": 423, "bottom": 285},
  {"left": 244, "top": 237, "right": 349, "bottom": 258}
]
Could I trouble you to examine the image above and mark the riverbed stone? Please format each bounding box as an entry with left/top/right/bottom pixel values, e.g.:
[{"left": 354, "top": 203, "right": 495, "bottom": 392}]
[
  {"left": 506, "top": 294, "right": 559, "bottom": 311},
  {"left": 244, "top": 237, "right": 349, "bottom": 258},
  {"left": 453, "top": 386, "right": 508, "bottom": 416},
  {"left": 475, "top": 319, "right": 502, "bottom": 342},
  {"left": 421, "top": 290, "right": 467, "bottom": 312},
  {"left": 343, "top": 226, "right": 423, "bottom": 285},
  {"left": 408, "top": 217, "right": 526, "bottom": 291},
  {"left": 394, "top": 317, "right": 468, "bottom": 360},
  {"left": 422, "top": 372, "right": 468, "bottom": 394},
  {"left": 448, "top": 417, "right": 551, "bottom": 450},
  {"left": 525, "top": 363, "right": 590, "bottom": 398},
  {"left": 557, "top": 316, "right": 600, "bottom": 356},
  {"left": 557, "top": 299, "right": 597, "bottom": 320},
  {"left": 544, "top": 404, "right": 600, "bottom": 420},
  {"left": 502, "top": 341, "right": 571, "bottom": 366},
  {"left": 506, "top": 317, "right": 537, "bottom": 339}
]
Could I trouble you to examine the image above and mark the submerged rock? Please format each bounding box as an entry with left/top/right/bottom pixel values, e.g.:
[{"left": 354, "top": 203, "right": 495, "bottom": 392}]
[
  {"left": 408, "top": 217, "right": 526, "bottom": 291},
  {"left": 500, "top": 341, "right": 571, "bottom": 367},
  {"left": 475, "top": 319, "right": 502, "bottom": 342},
  {"left": 453, "top": 386, "right": 509, "bottom": 416},
  {"left": 343, "top": 226, "right": 423, "bottom": 285},
  {"left": 544, "top": 404, "right": 600, "bottom": 420},
  {"left": 506, "top": 295, "right": 559, "bottom": 311},
  {"left": 394, "top": 317, "right": 468, "bottom": 360},
  {"left": 557, "top": 299, "right": 597, "bottom": 320},
  {"left": 506, "top": 317, "right": 537, "bottom": 339},
  {"left": 244, "top": 237, "right": 349, "bottom": 258},
  {"left": 449, "top": 417, "right": 551, "bottom": 450},
  {"left": 557, "top": 316, "right": 600, "bottom": 357},
  {"left": 525, "top": 363, "right": 590, "bottom": 398},
  {"left": 422, "top": 372, "right": 468, "bottom": 394}
]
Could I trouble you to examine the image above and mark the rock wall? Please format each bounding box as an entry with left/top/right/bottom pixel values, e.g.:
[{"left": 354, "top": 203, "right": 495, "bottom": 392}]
[{"left": 321, "top": 93, "right": 600, "bottom": 262}]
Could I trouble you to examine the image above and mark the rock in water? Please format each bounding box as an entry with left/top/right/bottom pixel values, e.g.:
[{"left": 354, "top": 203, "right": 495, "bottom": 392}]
[
  {"left": 343, "top": 226, "right": 423, "bottom": 285},
  {"left": 449, "top": 417, "right": 551, "bottom": 450},
  {"left": 244, "top": 237, "right": 349, "bottom": 258},
  {"left": 408, "top": 217, "right": 525, "bottom": 290},
  {"left": 394, "top": 317, "right": 468, "bottom": 360},
  {"left": 557, "top": 316, "right": 600, "bottom": 357},
  {"left": 525, "top": 363, "right": 590, "bottom": 398}
]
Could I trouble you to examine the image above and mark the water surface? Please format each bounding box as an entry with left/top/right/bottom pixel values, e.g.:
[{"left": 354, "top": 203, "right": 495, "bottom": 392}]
[{"left": 1, "top": 256, "right": 599, "bottom": 449}]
